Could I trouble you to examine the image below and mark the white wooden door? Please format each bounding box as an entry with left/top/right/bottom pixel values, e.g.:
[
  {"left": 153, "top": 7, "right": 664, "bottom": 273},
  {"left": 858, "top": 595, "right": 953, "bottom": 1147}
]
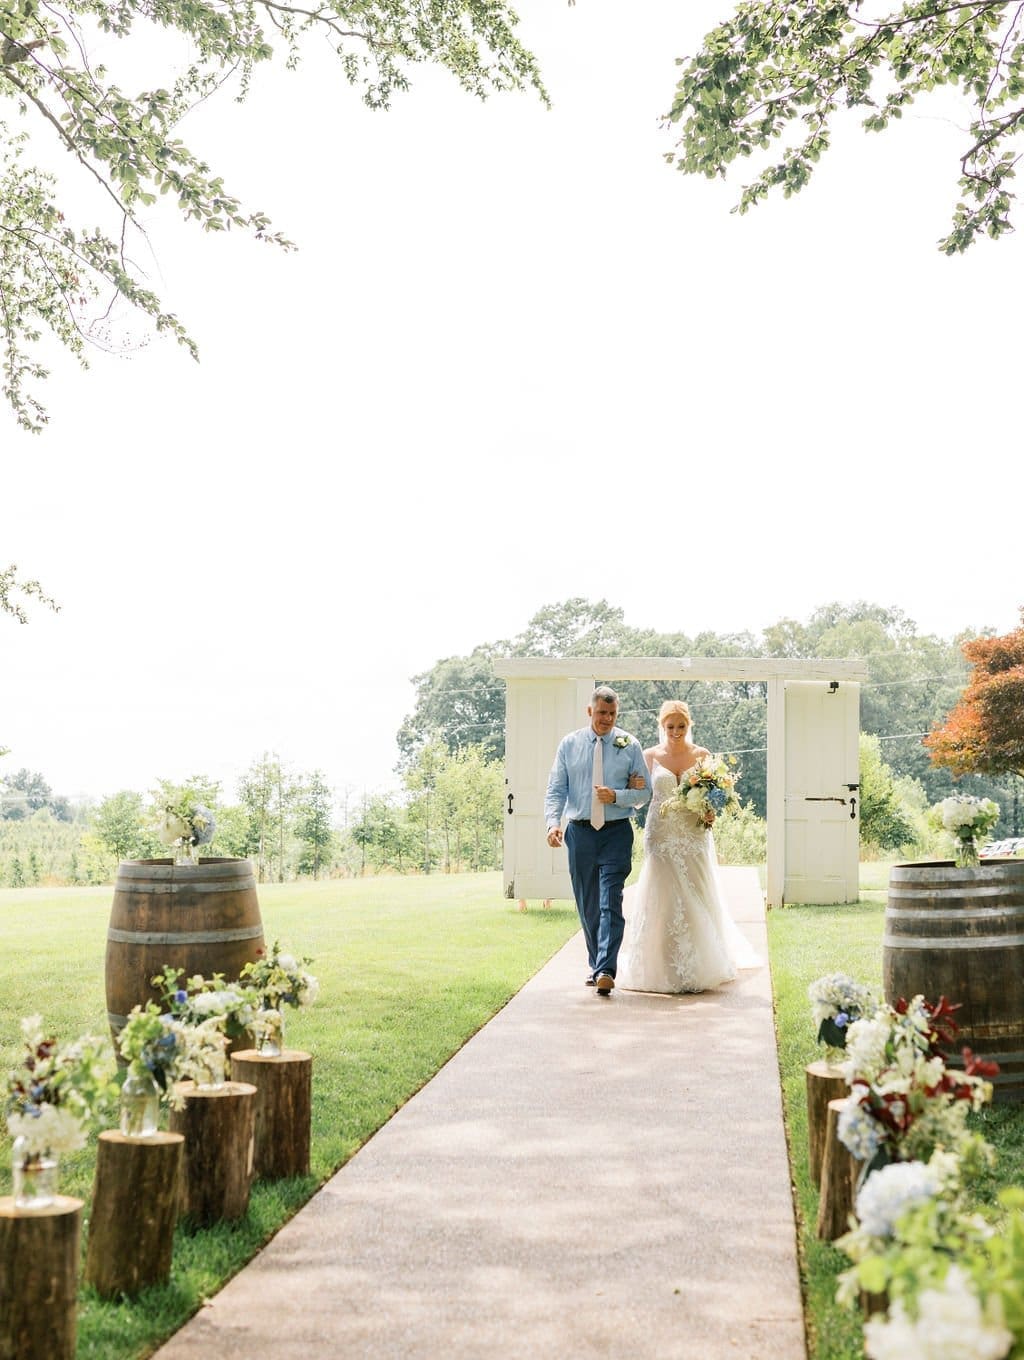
[
  {"left": 783, "top": 681, "right": 860, "bottom": 904},
  {"left": 503, "top": 677, "right": 593, "bottom": 902}
]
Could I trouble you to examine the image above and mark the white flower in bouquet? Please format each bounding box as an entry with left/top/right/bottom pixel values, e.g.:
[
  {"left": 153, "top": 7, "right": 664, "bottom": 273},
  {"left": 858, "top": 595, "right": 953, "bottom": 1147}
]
[
  {"left": 157, "top": 811, "right": 191, "bottom": 846},
  {"left": 842, "top": 1015, "right": 893, "bottom": 1085},
  {"left": 864, "top": 1266, "right": 1012, "bottom": 1360},
  {"left": 5, "top": 1015, "right": 116, "bottom": 1156},
  {"left": 837, "top": 1096, "right": 885, "bottom": 1163},
  {"left": 809, "top": 973, "right": 876, "bottom": 1028},
  {"left": 855, "top": 1160, "right": 943, "bottom": 1239}
]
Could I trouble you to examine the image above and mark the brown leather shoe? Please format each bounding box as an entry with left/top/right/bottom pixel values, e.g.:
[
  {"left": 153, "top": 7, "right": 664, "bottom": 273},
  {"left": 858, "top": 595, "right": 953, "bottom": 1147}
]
[{"left": 595, "top": 973, "right": 614, "bottom": 996}]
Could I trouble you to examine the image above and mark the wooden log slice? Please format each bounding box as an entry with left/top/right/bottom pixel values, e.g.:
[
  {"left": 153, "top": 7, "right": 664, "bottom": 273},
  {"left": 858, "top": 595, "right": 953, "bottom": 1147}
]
[
  {"left": 805, "top": 1059, "right": 849, "bottom": 1185},
  {"left": 84, "top": 1132, "right": 184, "bottom": 1297},
  {"left": 815, "top": 1097, "right": 858, "bottom": 1241},
  {"left": 0, "top": 1196, "right": 82, "bottom": 1360},
  {"left": 230, "top": 1050, "right": 313, "bottom": 1180},
  {"left": 168, "top": 1081, "right": 256, "bottom": 1227}
]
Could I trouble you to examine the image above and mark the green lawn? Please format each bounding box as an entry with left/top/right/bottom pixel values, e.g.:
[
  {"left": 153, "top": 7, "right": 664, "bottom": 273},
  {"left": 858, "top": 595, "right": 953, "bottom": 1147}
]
[{"left": 0, "top": 874, "right": 580, "bottom": 1359}]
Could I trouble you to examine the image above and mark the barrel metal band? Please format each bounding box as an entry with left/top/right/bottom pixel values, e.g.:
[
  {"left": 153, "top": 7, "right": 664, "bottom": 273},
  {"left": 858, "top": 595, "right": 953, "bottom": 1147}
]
[
  {"left": 886, "top": 905, "right": 1024, "bottom": 923},
  {"left": 113, "top": 878, "right": 257, "bottom": 895},
  {"left": 106, "top": 925, "right": 265, "bottom": 945},
  {"left": 883, "top": 932, "right": 1024, "bottom": 950}
]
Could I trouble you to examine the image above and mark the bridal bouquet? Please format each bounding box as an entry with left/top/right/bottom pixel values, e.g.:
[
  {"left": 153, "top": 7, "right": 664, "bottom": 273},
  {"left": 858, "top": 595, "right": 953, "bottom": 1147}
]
[
  {"left": 660, "top": 753, "right": 740, "bottom": 827},
  {"left": 931, "top": 795, "right": 1000, "bottom": 868}
]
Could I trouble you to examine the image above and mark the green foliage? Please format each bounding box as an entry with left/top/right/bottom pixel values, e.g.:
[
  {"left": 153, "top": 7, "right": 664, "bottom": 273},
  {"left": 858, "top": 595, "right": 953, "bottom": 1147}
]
[
  {"left": 859, "top": 732, "right": 916, "bottom": 852},
  {"left": 711, "top": 801, "right": 767, "bottom": 865},
  {"left": 0, "top": 0, "right": 546, "bottom": 430},
  {"left": 91, "top": 788, "right": 158, "bottom": 862},
  {"left": 665, "top": 1, "right": 1024, "bottom": 252},
  {"left": 293, "top": 771, "right": 336, "bottom": 879}
]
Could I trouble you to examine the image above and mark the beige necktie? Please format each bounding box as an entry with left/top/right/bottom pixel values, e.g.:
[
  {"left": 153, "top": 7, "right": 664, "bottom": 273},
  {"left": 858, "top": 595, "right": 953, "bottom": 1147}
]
[{"left": 590, "top": 737, "right": 605, "bottom": 829}]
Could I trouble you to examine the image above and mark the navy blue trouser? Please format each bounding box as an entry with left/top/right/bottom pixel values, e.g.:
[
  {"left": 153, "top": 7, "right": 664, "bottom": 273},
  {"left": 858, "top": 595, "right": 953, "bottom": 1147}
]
[{"left": 564, "top": 818, "right": 633, "bottom": 978}]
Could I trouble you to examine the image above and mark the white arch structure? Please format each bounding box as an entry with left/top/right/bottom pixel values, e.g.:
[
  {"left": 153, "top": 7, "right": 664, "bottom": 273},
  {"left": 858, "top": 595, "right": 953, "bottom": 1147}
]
[{"left": 493, "top": 656, "right": 870, "bottom": 909}]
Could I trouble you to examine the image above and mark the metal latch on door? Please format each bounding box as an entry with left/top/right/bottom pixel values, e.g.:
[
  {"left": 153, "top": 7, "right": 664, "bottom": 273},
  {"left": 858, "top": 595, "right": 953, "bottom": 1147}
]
[{"left": 805, "top": 784, "right": 860, "bottom": 819}]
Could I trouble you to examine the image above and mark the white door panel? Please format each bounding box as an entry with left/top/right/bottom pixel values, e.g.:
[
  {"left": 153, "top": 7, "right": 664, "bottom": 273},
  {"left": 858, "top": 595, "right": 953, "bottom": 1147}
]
[
  {"left": 784, "top": 681, "right": 859, "bottom": 904},
  {"left": 504, "top": 677, "right": 593, "bottom": 901}
]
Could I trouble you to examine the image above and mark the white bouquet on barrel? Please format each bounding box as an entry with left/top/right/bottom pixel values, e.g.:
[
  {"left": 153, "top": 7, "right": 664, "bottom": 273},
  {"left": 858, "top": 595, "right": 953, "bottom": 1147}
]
[
  {"left": 148, "top": 780, "right": 217, "bottom": 867},
  {"left": 933, "top": 795, "right": 1000, "bottom": 868}
]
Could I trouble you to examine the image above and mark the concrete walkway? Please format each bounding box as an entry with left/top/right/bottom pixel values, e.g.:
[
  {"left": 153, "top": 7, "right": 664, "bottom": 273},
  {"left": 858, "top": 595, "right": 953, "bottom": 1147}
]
[{"left": 154, "top": 868, "right": 806, "bottom": 1360}]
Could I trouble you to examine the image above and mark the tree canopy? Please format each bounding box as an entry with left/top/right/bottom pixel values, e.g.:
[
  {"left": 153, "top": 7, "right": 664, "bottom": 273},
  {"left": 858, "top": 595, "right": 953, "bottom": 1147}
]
[
  {"left": 925, "top": 609, "right": 1024, "bottom": 778},
  {"left": 666, "top": 2, "right": 1024, "bottom": 252},
  {"left": 0, "top": 0, "right": 545, "bottom": 430}
]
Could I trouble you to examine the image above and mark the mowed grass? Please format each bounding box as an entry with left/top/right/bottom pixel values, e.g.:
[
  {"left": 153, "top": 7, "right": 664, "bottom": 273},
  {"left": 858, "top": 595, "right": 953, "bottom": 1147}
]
[
  {"left": 767, "top": 870, "right": 1024, "bottom": 1360},
  {"left": 0, "top": 873, "right": 580, "bottom": 1359}
]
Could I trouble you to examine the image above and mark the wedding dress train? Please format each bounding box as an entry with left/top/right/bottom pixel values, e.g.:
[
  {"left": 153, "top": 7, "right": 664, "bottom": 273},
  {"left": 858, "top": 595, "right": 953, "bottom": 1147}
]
[{"left": 618, "top": 761, "right": 761, "bottom": 994}]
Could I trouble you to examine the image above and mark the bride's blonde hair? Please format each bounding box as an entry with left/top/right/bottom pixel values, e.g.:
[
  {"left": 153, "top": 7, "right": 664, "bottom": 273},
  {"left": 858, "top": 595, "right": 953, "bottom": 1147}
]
[{"left": 658, "top": 700, "right": 691, "bottom": 732}]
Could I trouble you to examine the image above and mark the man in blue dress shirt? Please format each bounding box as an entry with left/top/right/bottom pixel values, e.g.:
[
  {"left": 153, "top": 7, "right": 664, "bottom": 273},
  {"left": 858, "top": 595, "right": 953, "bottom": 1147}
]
[{"left": 545, "top": 685, "right": 651, "bottom": 996}]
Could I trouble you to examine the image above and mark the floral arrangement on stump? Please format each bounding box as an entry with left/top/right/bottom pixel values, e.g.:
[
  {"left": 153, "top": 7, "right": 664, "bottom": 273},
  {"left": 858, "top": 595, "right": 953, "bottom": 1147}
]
[
  {"left": 836, "top": 994, "right": 998, "bottom": 1173},
  {"left": 5, "top": 1015, "right": 116, "bottom": 1207},
  {"left": 659, "top": 753, "right": 740, "bottom": 827},
  {"left": 147, "top": 780, "right": 217, "bottom": 867},
  {"left": 808, "top": 972, "right": 876, "bottom": 1059},
  {"left": 117, "top": 1002, "right": 228, "bottom": 1133},
  {"left": 153, "top": 967, "right": 258, "bottom": 1078},
  {"left": 239, "top": 940, "right": 319, "bottom": 1056},
  {"left": 930, "top": 795, "right": 1001, "bottom": 868}
]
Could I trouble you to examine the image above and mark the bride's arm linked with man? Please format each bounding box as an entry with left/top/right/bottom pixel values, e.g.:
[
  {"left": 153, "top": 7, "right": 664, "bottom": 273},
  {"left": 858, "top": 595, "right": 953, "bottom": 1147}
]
[{"left": 544, "top": 685, "right": 651, "bottom": 998}]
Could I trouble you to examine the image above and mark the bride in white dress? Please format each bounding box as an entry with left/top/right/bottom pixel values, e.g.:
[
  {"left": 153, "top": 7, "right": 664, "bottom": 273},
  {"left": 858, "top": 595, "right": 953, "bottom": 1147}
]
[{"left": 618, "top": 700, "right": 760, "bottom": 994}]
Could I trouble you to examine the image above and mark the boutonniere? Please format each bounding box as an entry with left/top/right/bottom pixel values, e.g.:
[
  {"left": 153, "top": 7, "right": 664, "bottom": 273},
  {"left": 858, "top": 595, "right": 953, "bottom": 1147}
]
[{"left": 613, "top": 735, "right": 630, "bottom": 749}]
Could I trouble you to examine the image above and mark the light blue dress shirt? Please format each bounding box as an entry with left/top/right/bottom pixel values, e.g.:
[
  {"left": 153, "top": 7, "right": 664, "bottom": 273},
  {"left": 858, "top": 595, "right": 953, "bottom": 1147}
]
[{"left": 545, "top": 727, "right": 651, "bottom": 828}]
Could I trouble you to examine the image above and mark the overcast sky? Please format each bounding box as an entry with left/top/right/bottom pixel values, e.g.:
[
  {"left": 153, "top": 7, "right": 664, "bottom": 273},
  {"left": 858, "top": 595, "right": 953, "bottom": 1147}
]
[{"left": 2, "top": 0, "right": 1021, "bottom": 810}]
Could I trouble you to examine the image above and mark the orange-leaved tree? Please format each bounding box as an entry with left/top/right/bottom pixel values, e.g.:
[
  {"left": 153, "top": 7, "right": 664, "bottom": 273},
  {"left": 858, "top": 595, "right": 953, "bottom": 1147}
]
[{"left": 925, "top": 612, "right": 1024, "bottom": 780}]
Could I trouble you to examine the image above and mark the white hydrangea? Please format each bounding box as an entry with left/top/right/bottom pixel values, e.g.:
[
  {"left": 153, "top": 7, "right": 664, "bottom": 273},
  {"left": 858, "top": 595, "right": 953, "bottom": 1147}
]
[
  {"left": 808, "top": 973, "right": 875, "bottom": 1026},
  {"left": 939, "top": 797, "right": 986, "bottom": 833},
  {"left": 855, "top": 1161, "right": 941, "bottom": 1238},
  {"left": 843, "top": 1015, "right": 892, "bottom": 1083},
  {"left": 299, "top": 973, "right": 319, "bottom": 1007},
  {"left": 8, "top": 1103, "right": 88, "bottom": 1156},
  {"left": 864, "top": 1267, "right": 1012, "bottom": 1360}
]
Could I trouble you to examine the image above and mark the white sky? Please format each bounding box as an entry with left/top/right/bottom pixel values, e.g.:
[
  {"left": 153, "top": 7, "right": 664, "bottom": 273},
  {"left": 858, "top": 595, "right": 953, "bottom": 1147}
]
[{"left": 2, "top": 0, "right": 1021, "bottom": 809}]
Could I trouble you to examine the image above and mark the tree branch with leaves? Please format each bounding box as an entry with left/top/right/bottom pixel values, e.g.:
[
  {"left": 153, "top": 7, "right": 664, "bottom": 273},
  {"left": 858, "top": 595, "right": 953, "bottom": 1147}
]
[
  {"left": 665, "top": 1, "right": 1024, "bottom": 252},
  {"left": 0, "top": 0, "right": 546, "bottom": 430}
]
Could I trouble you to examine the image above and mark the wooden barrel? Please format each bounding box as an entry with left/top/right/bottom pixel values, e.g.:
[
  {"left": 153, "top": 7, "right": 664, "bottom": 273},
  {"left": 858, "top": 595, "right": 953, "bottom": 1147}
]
[
  {"left": 106, "top": 858, "right": 265, "bottom": 1046},
  {"left": 883, "top": 859, "right": 1024, "bottom": 1103}
]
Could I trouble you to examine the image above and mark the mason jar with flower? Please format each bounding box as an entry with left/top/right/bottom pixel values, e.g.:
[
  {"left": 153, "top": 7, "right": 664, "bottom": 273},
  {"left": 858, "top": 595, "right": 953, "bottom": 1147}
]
[
  {"left": 239, "top": 940, "right": 319, "bottom": 1056},
  {"left": 5, "top": 1017, "right": 116, "bottom": 1209},
  {"left": 147, "top": 781, "right": 218, "bottom": 867}
]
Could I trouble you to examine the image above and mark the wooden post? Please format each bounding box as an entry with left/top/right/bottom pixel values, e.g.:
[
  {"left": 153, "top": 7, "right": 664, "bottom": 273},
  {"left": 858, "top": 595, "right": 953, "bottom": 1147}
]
[
  {"left": 230, "top": 1050, "right": 313, "bottom": 1180},
  {"left": 168, "top": 1081, "right": 256, "bottom": 1226},
  {"left": 0, "top": 1196, "right": 82, "bottom": 1360},
  {"left": 816, "top": 1097, "right": 859, "bottom": 1241},
  {"left": 805, "top": 1059, "right": 848, "bottom": 1185},
  {"left": 84, "top": 1132, "right": 184, "bottom": 1297}
]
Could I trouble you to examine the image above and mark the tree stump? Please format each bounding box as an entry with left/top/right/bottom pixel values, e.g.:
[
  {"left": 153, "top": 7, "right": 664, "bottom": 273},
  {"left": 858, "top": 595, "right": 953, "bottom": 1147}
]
[
  {"left": 816, "top": 1097, "right": 858, "bottom": 1241},
  {"left": 84, "top": 1131, "right": 184, "bottom": 1297},
  {"left": 0, "top": 1195, "right": 82, "bottom": 1360},
  {"left": 806, "top": 1059, "right": 848, "bottom": 1185},
  {"left": 230, "top": 1050, "right": 313, "bottom": 1180},
  {"left": 168, "top": 1081, "right": 256, "bottom": 1226}
]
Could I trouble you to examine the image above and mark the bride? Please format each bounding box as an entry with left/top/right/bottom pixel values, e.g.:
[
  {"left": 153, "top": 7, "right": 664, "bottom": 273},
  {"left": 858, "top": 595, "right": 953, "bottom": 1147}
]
[{"left": 617, "top": 700, "right": 760, "bottom": 994}]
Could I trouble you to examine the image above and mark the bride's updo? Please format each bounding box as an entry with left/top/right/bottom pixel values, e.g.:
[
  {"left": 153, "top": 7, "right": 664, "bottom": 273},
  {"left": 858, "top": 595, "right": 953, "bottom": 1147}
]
[{"left": 658, "top": 700, "right": 691, "bottom": 733}]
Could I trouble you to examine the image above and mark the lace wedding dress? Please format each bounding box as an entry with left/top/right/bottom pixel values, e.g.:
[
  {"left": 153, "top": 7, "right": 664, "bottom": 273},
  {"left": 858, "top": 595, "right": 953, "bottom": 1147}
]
[{"left": 618, "top": 761, "right": 761, "bottom": 994}]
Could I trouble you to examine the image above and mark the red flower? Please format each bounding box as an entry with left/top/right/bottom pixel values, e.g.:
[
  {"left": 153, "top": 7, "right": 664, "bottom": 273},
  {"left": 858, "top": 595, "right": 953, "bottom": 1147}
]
[{"left": 961, "top": 1047, "right": 1000, "bottom": 1079}]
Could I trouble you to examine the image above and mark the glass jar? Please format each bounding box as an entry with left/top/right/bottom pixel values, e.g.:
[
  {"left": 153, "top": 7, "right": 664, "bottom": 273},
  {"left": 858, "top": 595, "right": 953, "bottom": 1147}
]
[
  {"left": 120, "top": 1068, "right": 161, "bottom": 1137},
  {"left": 11, "top": 1136, "right": 59, "bottom": 1211},
  {"left": 256, "top": 1008, "right": 284, "bottom": 1057},
  {"left": 194, "top": 1048, "right": 226, "bottom": 1090}
]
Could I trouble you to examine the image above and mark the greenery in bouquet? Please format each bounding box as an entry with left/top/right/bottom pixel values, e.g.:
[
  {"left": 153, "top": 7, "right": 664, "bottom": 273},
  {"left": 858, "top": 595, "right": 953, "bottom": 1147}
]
[
  {"left": 5, "top": 1015, "right": 117, "bottom": 1159},
  {"left": 929, "top": 795, "right": 1001, "bottom": 868},
  {"left": 808, "top": 972, "right": 877, "bottom": 1053},
  {"left": 147, "top": 777, "right": 218, "bottom": 851},
  {"left": 240, "top": 939, "right": 319, "bottom": 1013},
  {"left": 660, "top": 753, "right": 740, "bottom": 828},
  {"left": 837, "top": 995, "right": 998, "bottom": 1170},
  {"left": 153, "top": 966, "right": 258, "bottom": 1042},
  {"left": 117, "top": 1002, "right": 226, "bottom": 1106}
]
